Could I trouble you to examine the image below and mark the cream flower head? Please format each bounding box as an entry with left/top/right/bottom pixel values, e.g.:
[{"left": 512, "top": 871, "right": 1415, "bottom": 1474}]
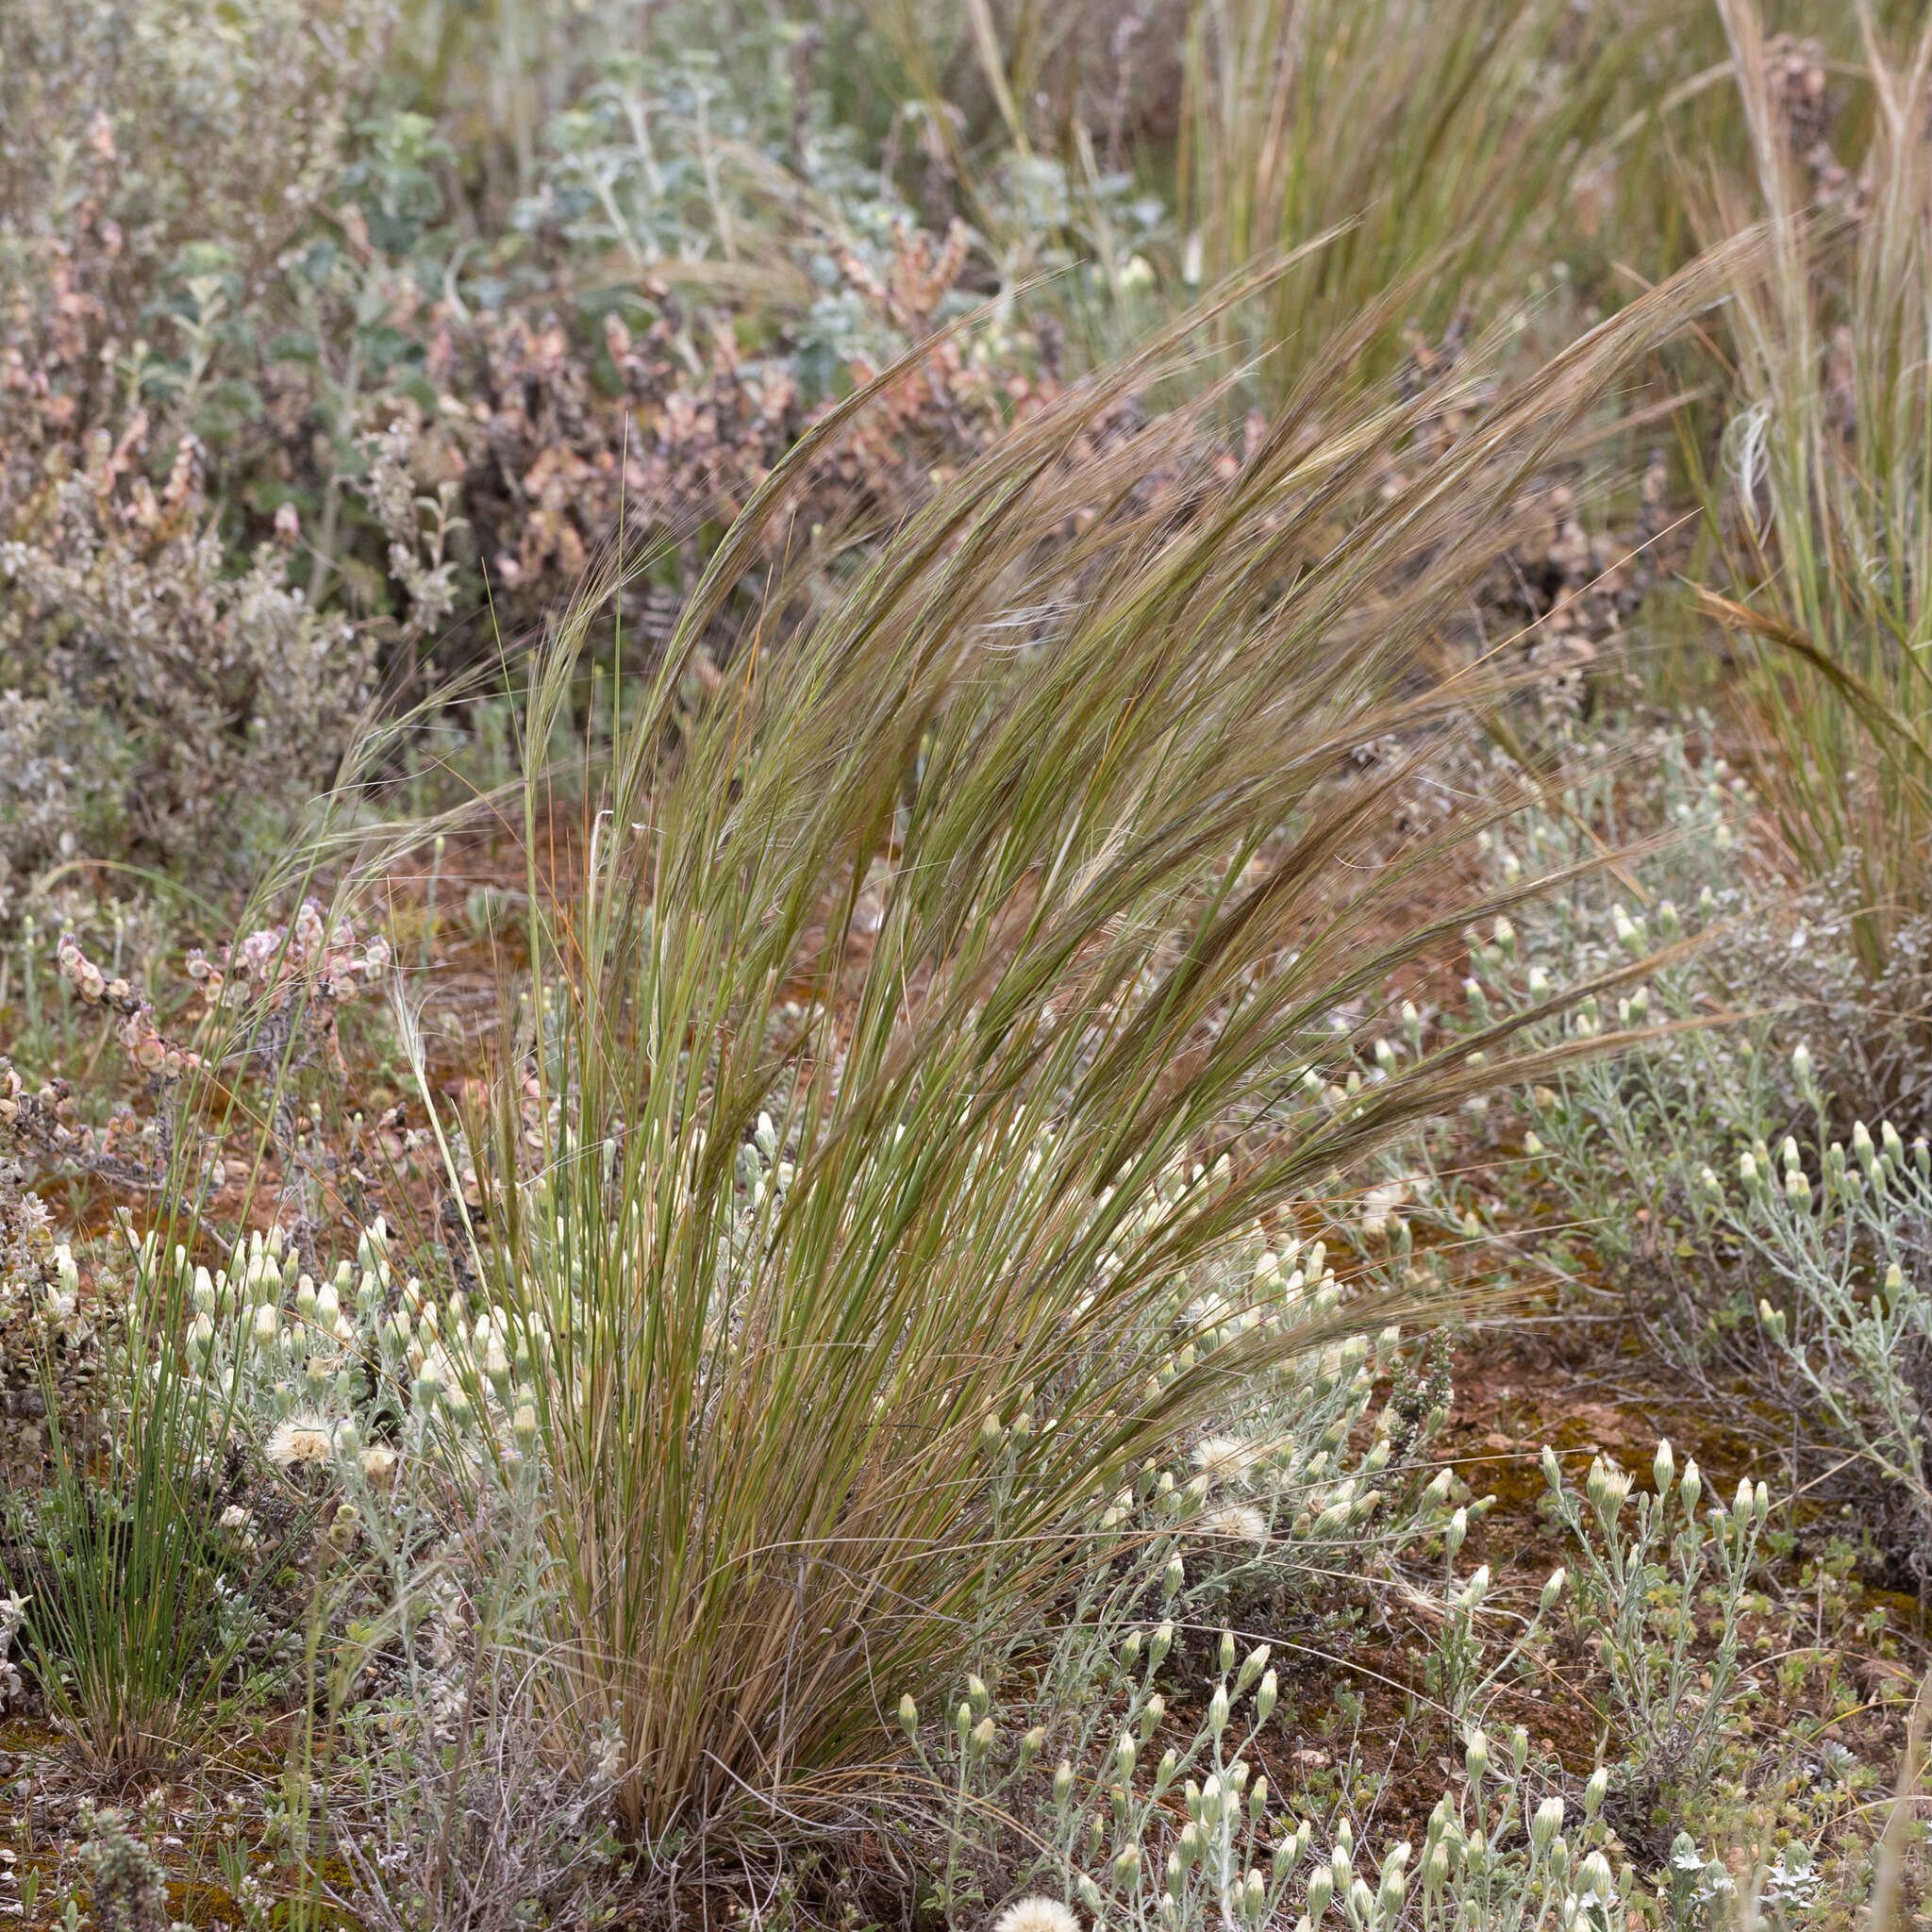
[
  {"left": 1191, "top": 1435, "right": 1258, "bottom": 1485},
  {"left": 1202, "top": 1503, "right": 1269, "bottom": 1546},
  {"left": 265, "top": 1419, "right": 331, "bottom": 1467},
  {"left": 991, "top": 1900, "right": 1080, "bottom": 1932}
]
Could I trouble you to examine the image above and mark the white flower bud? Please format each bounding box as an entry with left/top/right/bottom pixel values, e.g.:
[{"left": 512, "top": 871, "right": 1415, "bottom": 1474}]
[
  {"left": 486, "top": 1337, "right": 512, "bottom": 1398},
  {"left": 1577, "top": 1851, "right": 1616, "bottom": 1902},
  {"left": 1257, "top": 1668, "right": 1278, "bottom": 1725},
  {"left": 1531, "top": 1796, "right": 1566, "bottom": 1854}
]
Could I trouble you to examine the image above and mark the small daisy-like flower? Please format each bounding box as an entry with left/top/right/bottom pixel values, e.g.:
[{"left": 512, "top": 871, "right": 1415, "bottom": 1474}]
[
  {"left": 358, "top": 1445, "right": 398, "bottom": 1487},
  {"left": 266, "top": 1420, "right": 332, "bottom": 1467},
  {"left": 1202, "top": 1503, "right": 1269, "bottom": 1546},
  {"left": 1191, "top": 1435, "right": 1258, "bottom": 1485},
  {"left": 992, "top": 1900, "right": 1081, "bottom": 1932}
]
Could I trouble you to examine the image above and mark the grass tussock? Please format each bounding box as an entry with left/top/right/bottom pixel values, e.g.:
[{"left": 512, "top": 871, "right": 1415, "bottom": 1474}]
[
  {"left": 1695, "top": 0, "right": 1932, "bottom": 974},
  {"left": 393, "top": 246, "right": 1765, "bottom": 1846}
]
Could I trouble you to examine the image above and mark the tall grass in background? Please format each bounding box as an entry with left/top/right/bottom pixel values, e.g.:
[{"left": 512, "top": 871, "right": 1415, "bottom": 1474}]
[
  {"left": 347, "top": 245, "right": 1761, "bottom": 1849},
  {"left": 1175, "top": 0, "right": 1653, "bottom": 391},
  {"left": 1692, "top": 0, "right": 1932, "bottom": 983}
]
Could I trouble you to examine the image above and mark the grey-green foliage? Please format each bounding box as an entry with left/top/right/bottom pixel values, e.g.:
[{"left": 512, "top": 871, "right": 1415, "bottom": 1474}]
[
  {"left": 1459, "top": 729, "right": 1779, "bottom": 1268},
  {"left": 1724, "top": 1083, "right": 1932, "bottom": 1583},
  {"left": 1311, "top": 728, "right": 1789, "bottom": 1300},
  {"left": 924, "top": 1408, "right": 1781, "bottom": 1932},
  {"left": 908, "top": 1619, "right": 1315, "bottom": 1932},
  {"left": 916, "top": 1450, "right": 1651, "bottom": 1932},
  {"left": 0, "top": 0, "right": 391, "bottom": 273},
  {"left": 1415, "top": 1733, "right": 1625, "bottom": 1932},
  {"left": 75, "top": 1799, "right": 173, "bottom": 1932},
  {"left": 158, "top": 1214, "right": 616, "bottom": 1932},
  {"left": 1451, "top": 727, "right": 1932, "bottom": 1590},
  {"left": 899, "top": 1224, "right": 1754, "bottom": 1932},
  {"left": 1541, "top": 1440, "right": 1770, "bottom": 1789}
]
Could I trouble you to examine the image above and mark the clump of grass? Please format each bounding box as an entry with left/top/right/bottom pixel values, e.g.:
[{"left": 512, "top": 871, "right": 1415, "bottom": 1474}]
[
  {"left": 1693, "top": 0, "right": 1932, "bottom": 981},
  {"left": 0, "top": 903, "right": 372, "bottom": 1779},
  {"left": 339, "top": 243, "right": 1765, "bottom": 1850},
  {"left": 2, "top": 1234, "right": 284, "bottom": 1778},
  {"left": 1174, "top": 0, "right": 1657, "bottom": 396}
]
